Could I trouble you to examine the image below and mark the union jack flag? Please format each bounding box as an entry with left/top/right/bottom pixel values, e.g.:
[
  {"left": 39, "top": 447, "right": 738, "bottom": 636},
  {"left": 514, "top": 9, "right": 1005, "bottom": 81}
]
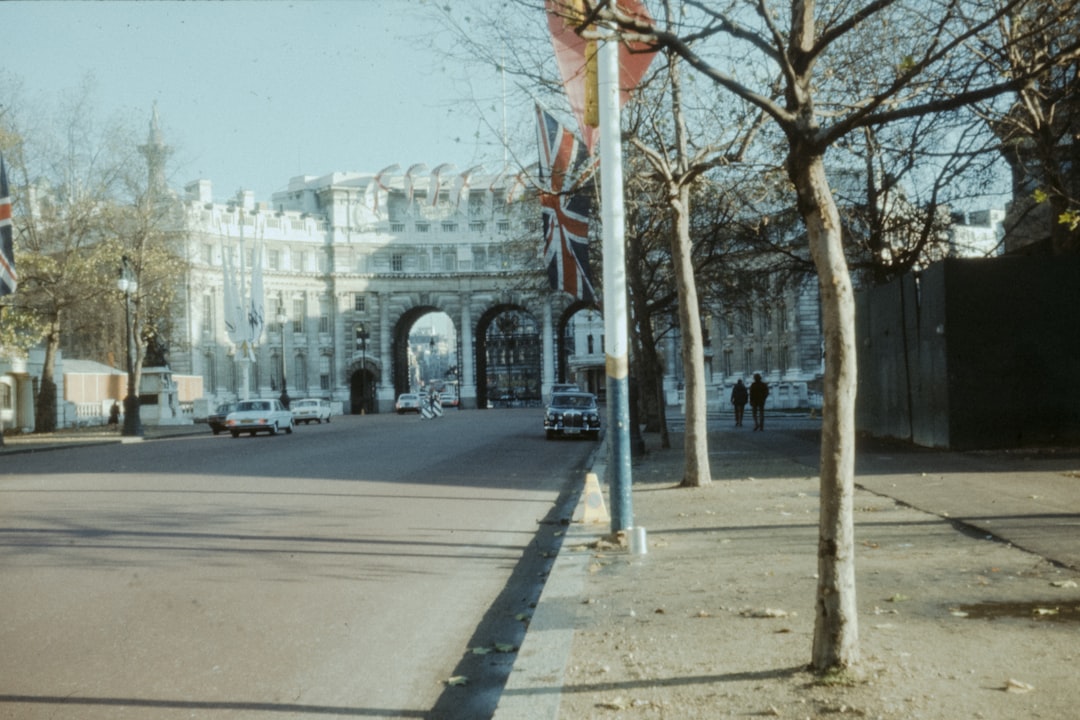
[
  {"left": 0, "top": 155, "right": 15, "bottom": 298},
  {"left": 536, "top": 106, "right": 596, "bottom": 303}
]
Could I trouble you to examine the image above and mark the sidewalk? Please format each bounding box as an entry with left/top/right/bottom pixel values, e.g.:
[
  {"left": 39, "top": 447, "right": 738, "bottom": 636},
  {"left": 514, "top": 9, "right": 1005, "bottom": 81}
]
[
  {"left": 497, "top": 420, "right": 1080, "bottom": 720},
  {"left": 0, "top": 422, "right": 207, "bottom": 455}
]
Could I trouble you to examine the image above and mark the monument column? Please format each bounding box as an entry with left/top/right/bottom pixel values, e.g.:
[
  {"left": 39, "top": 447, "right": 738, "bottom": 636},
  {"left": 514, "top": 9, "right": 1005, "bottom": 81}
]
[{"left": 460, "top": 293, "right": 475, "bottom": 409}]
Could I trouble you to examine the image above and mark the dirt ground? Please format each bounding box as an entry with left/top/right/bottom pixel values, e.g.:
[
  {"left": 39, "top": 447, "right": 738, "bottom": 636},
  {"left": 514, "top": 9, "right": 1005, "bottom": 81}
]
[{"left": 556, "top": 436, "right": 1080, "bottom": 720}]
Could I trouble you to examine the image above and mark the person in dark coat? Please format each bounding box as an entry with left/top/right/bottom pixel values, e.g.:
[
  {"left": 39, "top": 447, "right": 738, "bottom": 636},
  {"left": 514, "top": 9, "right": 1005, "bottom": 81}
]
[
  {"left": 730, "top": 379, "right": 748, "bottom": 427},
  {"left": 749, "top": 373, "right": 769, "bottom": 431}
]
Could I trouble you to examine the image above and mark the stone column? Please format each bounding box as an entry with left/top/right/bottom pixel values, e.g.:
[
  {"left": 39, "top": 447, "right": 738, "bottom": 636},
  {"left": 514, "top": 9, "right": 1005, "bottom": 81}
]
[
  {"left": 379, "top": 293, "right": 392, "bottom": 411},
  {"left": 460, "top": 293, "right": 475, "bottom": 409}
]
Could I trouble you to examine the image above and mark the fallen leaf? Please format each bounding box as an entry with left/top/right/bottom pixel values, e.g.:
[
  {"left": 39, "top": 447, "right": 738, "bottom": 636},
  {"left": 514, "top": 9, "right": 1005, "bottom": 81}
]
[
  {"left": 1033, "top": 607, "right": 1059, "bottom": 616},
  {"left": 1050, "top": 580, "right": 1078, "bottom": 588},
  {"left": 470, "top": 646, "right": 491, "bottom": 655},
  {"left": 446, "top": 675, "right": 469, "bottom": 687},
  {"left": 494, "top": 643, "right": 518, "bottom": 653},
  {"left": 1004, "top": 678, "right": 1035, "bottom": 693},
  {"left": 887, "top": 593, "right": 910, "bottom": 603}
]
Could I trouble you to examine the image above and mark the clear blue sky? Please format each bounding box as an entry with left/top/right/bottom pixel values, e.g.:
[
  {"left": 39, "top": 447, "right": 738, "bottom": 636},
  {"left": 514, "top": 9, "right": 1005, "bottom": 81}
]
[{"left": 4, "top": 0, "right": 514, "bottom": 202}]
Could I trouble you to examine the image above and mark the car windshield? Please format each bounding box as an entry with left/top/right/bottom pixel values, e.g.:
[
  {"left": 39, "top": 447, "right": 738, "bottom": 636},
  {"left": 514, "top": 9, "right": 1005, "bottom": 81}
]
[
  {"left": 237, "top": 401, "right": 271, "bottom": 412},
  {"left": 551, "top": 394, "right": 595, "bottom": 409},
  {"left": 294, "top": 400, "right": 315, "bottom": 407}
]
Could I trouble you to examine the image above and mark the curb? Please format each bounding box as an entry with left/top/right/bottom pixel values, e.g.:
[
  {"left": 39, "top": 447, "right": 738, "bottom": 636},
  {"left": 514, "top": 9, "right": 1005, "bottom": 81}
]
[{"left": 493, "top": 449, "right": 609, "bottom": 720}]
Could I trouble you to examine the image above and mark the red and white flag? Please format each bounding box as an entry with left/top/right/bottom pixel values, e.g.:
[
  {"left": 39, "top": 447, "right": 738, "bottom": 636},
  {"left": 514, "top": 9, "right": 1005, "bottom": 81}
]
[
  {"left": 545, "top": 0, "right": 656, "bottom": 154},
  {"left": 537, "top": 106, "right": 597, "bottom": 303}
]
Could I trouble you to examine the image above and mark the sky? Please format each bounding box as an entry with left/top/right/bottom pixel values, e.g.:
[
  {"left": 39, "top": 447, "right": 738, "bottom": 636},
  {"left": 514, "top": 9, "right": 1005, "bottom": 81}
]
[{"left": 4, "top": 0, "right": 519, "bottom": 202}]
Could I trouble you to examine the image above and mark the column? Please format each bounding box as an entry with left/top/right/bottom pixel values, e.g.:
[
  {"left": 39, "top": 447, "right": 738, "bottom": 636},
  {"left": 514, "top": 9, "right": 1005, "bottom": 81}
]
[{"left": 460, "top": 294, "right": 475, "bottom": 409}]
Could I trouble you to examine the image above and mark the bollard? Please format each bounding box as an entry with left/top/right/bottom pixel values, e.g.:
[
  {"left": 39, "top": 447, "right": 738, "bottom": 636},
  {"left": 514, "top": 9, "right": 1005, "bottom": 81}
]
[{"left": 629, "top": 526, "right": 647, "bottom": 555}]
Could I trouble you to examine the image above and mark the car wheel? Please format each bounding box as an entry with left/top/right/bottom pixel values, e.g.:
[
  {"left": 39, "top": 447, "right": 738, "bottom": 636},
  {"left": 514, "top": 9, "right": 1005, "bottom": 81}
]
[
  {"left": 269, "top": 422, "right": 278, "bottom": 436},
  {"left": 285, "top": 421, "right": 293, "bottom": 435},
  {"left": 230, "top": 430, "right": 239, "bottom": 438},
  {"left": 546, "top": 430, "right": 556, "bottom": 440},
  {"left": 326, "top": 416, "right": 331, "bottom": 423},
  {"left": 212, "top": 428, "right": 221, "bottom": 435}
]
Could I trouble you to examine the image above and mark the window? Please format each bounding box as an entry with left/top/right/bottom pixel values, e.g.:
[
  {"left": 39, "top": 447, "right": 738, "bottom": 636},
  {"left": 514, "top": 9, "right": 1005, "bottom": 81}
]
[
  {"left": 317, "top": 252, "right": 328, "bottom": 273},
  {"left": 318, "top": 296, "right": 330, "bottom": 334},
  {"left": 292, "top": 298, "right": 305, "bottom": 334},
  {"left": 741, "top": 310, "right": 754, "bottom": 335},
  {"left": 354, "top": 294, "right": 366, "bottom": 313},
  {"left": 1, "top": 382, "right": 11, "bottom": 410},
  {"left": 391, "top": 222, "right": 405, "bottom": 233},
  {"left": 294, "top": 354, "right": 308, "bottom": 392},
  {"left": 469, "top": 221, "right": 486, "bottom": 232},
  {"left": 723, "top": 349, "right": 733, "bottom": 376},
  {"left": 205, "top": 353, "right": 217, "bottom": 392},
  {"left": 415, "top": 222, "right": 430, "bottom": 233},
  {"left": 744, "top": 349, "right": 754, "bottom": 373},
  {"left": 268, "top": 249, "right": 281, "bottom": 270},
  {"left": 296, "top": 251, "right": 307, "bottom": 272},
  {"left": 202, "top": 243, "right": 214, "bottom": 265},
  {"left": 473, "top": 247, "right": 486, "bottom": 269},
  {"left": 497, "top": 220, "right": 510, "bottom": 233},
  {"left": 202, "top": 295, "right": 214, "bottom": 335},
  {"left": 319, "top": 355, "right": 332, "bottom": 391},
  {"left": 392, "top": 253, "right": 404, "bottom": 272},
  {"left": 780, "top": 345, "right": 789, "bottom": 372},
  {"left": 764, "top": 347, "right": 772, "bottom": 374},
  {"left": 443, "top": 251, "right": 457, "bottom": 272},
  {"left": 442, "top": 222, "right": 458, "bottom": 232}
]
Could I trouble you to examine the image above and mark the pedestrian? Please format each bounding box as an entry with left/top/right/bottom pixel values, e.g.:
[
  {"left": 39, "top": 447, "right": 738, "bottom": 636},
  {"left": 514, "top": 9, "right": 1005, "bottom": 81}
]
[
  {"left": 108, "top": 401, "right": 120, "bottom": 427},
  {"left": 749, "top": 373, "right": 769, "bottom": 431},
  {"left": 730, "top": 379, "right": 748, "bottom": 427}
]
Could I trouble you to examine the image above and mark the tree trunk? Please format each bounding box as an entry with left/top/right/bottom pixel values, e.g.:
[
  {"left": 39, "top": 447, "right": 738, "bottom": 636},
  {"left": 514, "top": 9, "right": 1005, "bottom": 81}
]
[
  {"left": 790, "top": 151, "right": 860, "bottom": 672},
  {"left": 671, "top": 183, "right": 711, "bottom": 487},
  {"left": 34, "top": 319, "right": 61, "bottom": 434}
]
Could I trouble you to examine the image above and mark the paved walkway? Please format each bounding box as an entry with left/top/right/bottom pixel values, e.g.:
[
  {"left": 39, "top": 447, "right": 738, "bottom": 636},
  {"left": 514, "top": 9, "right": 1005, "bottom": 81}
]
[{"left": 495, "top": 416, "right": 1080, "bottom": 719}]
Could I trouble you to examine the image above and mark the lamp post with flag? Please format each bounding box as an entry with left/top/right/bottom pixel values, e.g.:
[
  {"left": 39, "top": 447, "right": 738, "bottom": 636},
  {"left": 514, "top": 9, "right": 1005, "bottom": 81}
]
[
  {"left": 220, "top": 196, "right": 265, "bottom": 401},
  {"left": 543, "top": 0, "right": 656, "bottom": 537},
  {"left": 0, "top": 154, "right": 17, "bottom": 448}
]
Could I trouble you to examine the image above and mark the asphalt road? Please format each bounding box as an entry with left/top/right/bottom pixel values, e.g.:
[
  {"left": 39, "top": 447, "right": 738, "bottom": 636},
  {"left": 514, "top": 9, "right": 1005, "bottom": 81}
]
[{"left": 0, "top": 409, "right": 598, "bottom": 719}]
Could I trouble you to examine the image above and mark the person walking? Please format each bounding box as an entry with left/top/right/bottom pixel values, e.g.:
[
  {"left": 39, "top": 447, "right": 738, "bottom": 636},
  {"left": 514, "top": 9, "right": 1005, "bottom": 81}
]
[
  {"left": 749, "top": 373, "right": 769, "bottom": 431},
  {"left": 730, "top": 379, "right": 748, "bottom": 427}
]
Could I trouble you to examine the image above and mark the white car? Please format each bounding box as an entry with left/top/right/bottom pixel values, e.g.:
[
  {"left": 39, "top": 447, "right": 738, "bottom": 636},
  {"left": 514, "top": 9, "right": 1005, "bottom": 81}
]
[
  {"left": 225, "top": 399, "right": 294, "bottom": 437},
  {"left": 291, "top": 398, "right": 332, "bottom": 424},
  {"left": 395, "top": 393, "right": 421, "bottom": 414}
]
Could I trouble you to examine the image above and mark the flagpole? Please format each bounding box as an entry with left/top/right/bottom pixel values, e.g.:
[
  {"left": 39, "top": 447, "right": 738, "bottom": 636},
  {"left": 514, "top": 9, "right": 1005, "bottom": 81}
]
[{"left": 598, "top": 26, "right": 633, "bottom": 534}]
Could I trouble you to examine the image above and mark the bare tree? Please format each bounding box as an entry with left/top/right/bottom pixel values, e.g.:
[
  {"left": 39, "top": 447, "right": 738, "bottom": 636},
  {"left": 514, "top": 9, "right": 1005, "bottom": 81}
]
[{"left": 599, "top": 0, "right": 1080, "bottom": 674}]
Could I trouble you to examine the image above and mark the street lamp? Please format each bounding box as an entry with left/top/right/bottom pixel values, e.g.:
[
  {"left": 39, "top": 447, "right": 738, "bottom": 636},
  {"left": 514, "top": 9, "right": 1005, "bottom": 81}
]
[
  {"left": 356, "top": 323, "right": 369, "bottom": 414},
  {"left": 277, "top": 297, "right": 290, "bottom": 409},
  {"left": 117, "top": 256, "right": 143, "bottom": 437}
]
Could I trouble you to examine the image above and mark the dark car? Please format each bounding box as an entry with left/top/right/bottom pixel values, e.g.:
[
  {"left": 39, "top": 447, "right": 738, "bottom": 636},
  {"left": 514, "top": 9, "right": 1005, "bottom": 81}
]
[
  {"left": 207, "top": 401, "right": 237, "bottom": 435},
  {"left": 544, "top": 391, "right": 601, "bottom": 440}
]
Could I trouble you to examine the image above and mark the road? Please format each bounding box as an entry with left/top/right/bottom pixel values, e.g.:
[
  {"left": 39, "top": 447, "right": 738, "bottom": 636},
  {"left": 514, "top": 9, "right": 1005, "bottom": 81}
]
[{"left": 0, "top": 410, "right": 598, "bottom": 719}]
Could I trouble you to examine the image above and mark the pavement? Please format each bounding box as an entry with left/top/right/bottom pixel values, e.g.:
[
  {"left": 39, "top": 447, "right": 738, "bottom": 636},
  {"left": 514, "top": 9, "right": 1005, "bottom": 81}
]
[
  {"left": 493, "top": 412, "right": 1080, "bottom": 719},
  {"left": 0, "top": 421, "right": 207, "bottom": 455}
]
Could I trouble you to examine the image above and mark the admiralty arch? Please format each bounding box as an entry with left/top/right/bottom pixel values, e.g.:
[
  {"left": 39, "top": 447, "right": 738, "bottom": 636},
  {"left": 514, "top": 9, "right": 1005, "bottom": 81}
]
[{"left": 172, "top": 167, "right": 599, "bottom": 414}]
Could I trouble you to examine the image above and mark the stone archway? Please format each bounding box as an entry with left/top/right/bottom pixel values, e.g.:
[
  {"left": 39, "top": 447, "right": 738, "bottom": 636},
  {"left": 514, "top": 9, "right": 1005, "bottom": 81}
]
[
  {"left": 348, "top": 363, "right": 378, "bottom": 414},
  {"left": 475, "top": 304, "right": 542, "bottom": 409}
]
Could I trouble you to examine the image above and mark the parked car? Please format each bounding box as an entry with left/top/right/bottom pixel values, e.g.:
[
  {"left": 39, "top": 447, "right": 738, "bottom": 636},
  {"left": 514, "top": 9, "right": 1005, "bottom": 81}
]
[
  {"left": 225, "top": 399, "right": 294, "bottom": 437},
  {"left": 544, "top": 391, "right": 601, "bottom": 440},
  {"left": 395, "top": 393, "right": 421, "bottom": 414},
  {"left": 207, "top": 401, "right": 237, "bottom": 435},
  {"left": 291, "top": 398, "right": 332, "bottom": 424}
]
